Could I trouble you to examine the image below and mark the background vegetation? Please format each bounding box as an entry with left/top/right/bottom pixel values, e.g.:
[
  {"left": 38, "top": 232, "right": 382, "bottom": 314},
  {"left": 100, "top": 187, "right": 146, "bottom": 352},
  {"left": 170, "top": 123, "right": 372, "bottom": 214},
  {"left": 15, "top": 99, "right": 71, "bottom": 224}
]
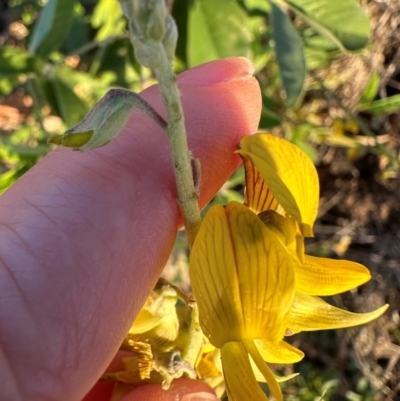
[{"left": 1, "top": 0, "right": 400, "bottom": 399}]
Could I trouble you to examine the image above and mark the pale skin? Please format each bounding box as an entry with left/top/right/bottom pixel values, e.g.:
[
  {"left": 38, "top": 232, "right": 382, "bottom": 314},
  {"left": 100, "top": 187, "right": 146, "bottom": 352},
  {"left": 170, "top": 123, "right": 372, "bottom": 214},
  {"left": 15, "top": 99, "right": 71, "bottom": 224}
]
[{"left": 0, "top": 58, "right": 261, "bottom": 401}]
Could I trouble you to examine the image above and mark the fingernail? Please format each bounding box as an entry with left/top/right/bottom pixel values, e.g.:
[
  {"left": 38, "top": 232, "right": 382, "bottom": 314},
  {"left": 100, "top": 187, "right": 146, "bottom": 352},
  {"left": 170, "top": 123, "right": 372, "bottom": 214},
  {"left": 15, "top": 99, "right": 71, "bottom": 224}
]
[
  {"left": 181, "top": 391, "right": 219, "bottom": 401},
  {"left": 178, "top": 57, "right": 254, "bottom": 86}
]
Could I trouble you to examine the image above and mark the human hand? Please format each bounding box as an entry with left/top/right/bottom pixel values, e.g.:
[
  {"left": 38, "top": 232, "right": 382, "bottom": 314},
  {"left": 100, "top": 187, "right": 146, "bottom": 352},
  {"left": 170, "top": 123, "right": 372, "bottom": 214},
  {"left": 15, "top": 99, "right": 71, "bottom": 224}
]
[{"left": 0, "top": 58, "right": 261, "bottom": 401}]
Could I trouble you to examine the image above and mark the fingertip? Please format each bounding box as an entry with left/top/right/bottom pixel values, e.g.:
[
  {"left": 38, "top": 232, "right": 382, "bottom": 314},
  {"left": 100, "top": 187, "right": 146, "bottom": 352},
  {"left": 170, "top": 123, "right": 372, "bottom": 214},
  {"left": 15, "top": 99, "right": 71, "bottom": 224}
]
[
  {"left": 177, "top": 57, "right": 255, "bottom": 86},
  {"left": 120, "top": 378, "right": 217, "bottom": 401},
  {"left": 81, "top": 381, "right": 114, "bottom": 401},
  {"left": 181, "top": 392, "right": 219, "bottom": 401}
]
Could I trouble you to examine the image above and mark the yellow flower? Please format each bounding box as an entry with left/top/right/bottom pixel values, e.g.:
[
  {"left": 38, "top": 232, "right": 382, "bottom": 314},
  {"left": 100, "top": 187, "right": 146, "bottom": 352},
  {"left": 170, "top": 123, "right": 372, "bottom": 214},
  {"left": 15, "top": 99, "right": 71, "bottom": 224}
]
[
  {"left": 237, "top": 133, "right": 388, "bottom": 328},
  {"left": 190, "top": 133, "right": 388, "bottom": 401},
  {"left": 190, "top": 201, "right": 298, "bottom": 401}
]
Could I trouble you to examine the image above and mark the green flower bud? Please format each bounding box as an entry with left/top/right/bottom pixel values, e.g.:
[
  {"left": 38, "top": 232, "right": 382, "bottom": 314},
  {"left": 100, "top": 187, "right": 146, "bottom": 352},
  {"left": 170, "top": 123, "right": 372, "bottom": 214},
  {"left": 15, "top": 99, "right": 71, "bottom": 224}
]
[
  {"left": 145, "top": 0, "right": 167, "bottom": 42},
  {"left": 130, "top": 24, "right": 161, "bottom": 69},
  {"left": 49, "top": 88, "right": 167, "bottom": 151},
  {"left": 162, "top": 16, "right": 178, "bottom": 61},
  {"left": 120, "top": 0, "right": 167, "bottom": 42},
  {"left": 48, "top": 131, "right": 94, "bottom": 148}
]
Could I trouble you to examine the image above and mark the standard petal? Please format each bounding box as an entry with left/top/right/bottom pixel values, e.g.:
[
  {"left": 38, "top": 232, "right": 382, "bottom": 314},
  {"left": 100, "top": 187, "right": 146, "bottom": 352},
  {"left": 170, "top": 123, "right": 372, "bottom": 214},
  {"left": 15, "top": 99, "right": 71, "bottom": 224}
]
[
  {"left": 295, "top": 255, "right": 371, "bottom": 296},
  {"left": 287, "top": 293, "right": 389, "bottom": 334},
  {"left": 190, "top": 202, "right": 295, "bottom": 347},
  {"left": 241, "top": 154, "right": 284, "bottom": 215},
  {"left": 237, "top": 133, "right": 319, "bottom": 236},
  {"left": 255, "top": 339, "right": 304, "bottom": 364},
  {"left": 221, "top": 341, "right": 269, "bottom": 401}
]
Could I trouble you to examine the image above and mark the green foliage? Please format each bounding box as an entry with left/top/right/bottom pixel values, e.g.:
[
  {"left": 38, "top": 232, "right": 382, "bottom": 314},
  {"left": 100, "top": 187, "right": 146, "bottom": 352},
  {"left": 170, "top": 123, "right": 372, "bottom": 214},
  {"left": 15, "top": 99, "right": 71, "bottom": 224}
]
[
  {"left": 187, "top": 0, "right": 252, "bottom": 67},
  {"left": 281, "top": 0, "right": 370, "bottom": 51},
  {"left": 359, "top": 94, "right": 400, "bottom": 115},
  {"left": 270, "top": 2, "right": 306, "bottom": 106},
  {"left": 0, "top": 46, "right": 44, "bottom": 76},
  {"left": 29, "top": 0, "right": 76, "bottom": 57},
  {"left": 91, "top": 0, "right": 125, "bottom": 40}
]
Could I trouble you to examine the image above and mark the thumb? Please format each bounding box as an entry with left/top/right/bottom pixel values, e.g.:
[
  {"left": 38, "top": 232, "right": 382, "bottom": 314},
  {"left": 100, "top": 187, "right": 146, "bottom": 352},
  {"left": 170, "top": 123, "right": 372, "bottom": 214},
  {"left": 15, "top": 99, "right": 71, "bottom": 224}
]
[
  {"left": 81, "top": 374, "right": 219, "bottom": 401},
  {"left": 0, "top": 58, "right": 261, "bottom": 401},
  {"left": 120, "top": 378, "right": 219, "bottom": 401}
]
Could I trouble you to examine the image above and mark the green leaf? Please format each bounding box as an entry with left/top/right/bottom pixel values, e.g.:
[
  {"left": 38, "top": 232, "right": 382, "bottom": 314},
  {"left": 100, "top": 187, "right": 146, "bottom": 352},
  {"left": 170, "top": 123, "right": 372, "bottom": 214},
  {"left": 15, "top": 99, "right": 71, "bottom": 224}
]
[
  {"left": 260, "top": 106, "right": 281, "bottom": 128},
  {"left": 0, "top": 46, "right": 44, "bottom": 76},
  {"left": 302, "top": 27, "right": 340, "bottom": 52},
  {"left": 361, "top": 72, "right": 380, "bottom": 103},
  {"left": 172, "top": 0, "right": 190, "bottom": 65},
  {"left": 187, "top": 0, "right": 252, "bottom": 67},
  {"left": 243, "top": 0, "right": 271, "bottom": 14},
  {"left": 51, "top": 77, "right": 89, "bottom": 127},
  {"left": 304, "top": 46, "right": 332, "bottom": 71},
  {"left": 270, "top": 3, "right": 306, "bottom": 107},
  {"left": 61, "top": 16, "right": 91, "bottom": 54},
  {"left": 282, "top": 0, "right": 370, "bottom": 51},
  {"left": 359, "top": 95, "right": 400, "bottom": 116},
  {"left": 91, "top": 0, "right": 125, "bottom": 41},
  {"left": 29, "top": 0, "right": 76, "bottom": 57},
  {"left": 0, "top": 165, "right": 31, "bottom": 194}
]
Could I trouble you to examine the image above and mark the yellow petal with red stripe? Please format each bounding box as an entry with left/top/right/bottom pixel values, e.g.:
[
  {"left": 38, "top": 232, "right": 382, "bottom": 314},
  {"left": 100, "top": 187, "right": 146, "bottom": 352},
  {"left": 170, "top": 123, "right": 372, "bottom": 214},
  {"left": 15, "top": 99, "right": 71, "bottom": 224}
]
[{"left": 237, "top": 134, "right": 319, "bottom": 236}]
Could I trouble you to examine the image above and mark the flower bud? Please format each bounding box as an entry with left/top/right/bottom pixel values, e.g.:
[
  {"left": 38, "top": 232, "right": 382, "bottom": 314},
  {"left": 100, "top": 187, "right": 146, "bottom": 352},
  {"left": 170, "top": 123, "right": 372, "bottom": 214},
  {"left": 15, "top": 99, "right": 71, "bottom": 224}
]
[
  {"left": 49, "top": 88, "right": 166, "bottom": 151},
  {"left": 162, "top": 15, "right": 178, "bottom": 61},
  {"left": 130, "top": 30, "right": 161, "bottom": 69},
  {"left": 145, "top": 0, "right": 167, "bottom": 42},
  {"left": 120, "top": 0, "right": 167, "bottom": 42}
]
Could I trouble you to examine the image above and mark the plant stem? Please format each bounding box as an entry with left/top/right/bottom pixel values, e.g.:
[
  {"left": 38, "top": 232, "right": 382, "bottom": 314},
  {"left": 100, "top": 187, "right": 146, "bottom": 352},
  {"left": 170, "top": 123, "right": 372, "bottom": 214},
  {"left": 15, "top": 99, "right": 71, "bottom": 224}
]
[
  {"left": 181, "top": 299, "right": 204, "bottom": 367},
  {"left": 150, "top": 45, "right": 204, "bottom": 368},
  {"left": 151, "top": 42, "right": 202, "bottom": 248},
  {"left": 121, "top": 0, "right": 204, "bottom": 371}
]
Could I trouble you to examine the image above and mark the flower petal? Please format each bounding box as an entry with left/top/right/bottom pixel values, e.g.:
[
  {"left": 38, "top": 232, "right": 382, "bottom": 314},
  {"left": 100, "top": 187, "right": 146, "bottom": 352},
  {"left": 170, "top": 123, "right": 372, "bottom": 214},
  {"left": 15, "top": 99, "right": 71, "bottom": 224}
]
[
  {"left": 257, "top": 210, "right": 297, "bottom": 248},
  {"left": 258, "top": 210, "right": 304, "bottom": 262},
  {"left": 129, "top": 285, "right": 178, "bottom": 335},
  {"left": 190, "top": 202, "right": 295, "bottom": 347},
  {"left": 295, "top": 255, "right": 371, "bottom": 296},
  {"left": 237, "top": 133, "right": 319, "bottom": 236},
  {"left": 252, "top": 363, "right": 299, "bottom": 383},
  {"left": 255, "top": 339, "right": 304, "bottom": 364},
  {"left": 190, "top": 204, "right": 244, "bottom": 347},
  {"left": 241, "top": 154, "right": 284, "bottom": 215},
  {"left": 274, "top": 372, "right": 300, "bottom": 383},
  {"left": 196, "top": 347, "right": 222, "bottom": 379},
  {"left": 245, "top": 340, "right": 283, "bottom": 401},
  {"left": 221, "top": 341, "right": 269, "bottom": 401},
  {"left": 287, "top": 293, "right": 389, "bottom": 334}
]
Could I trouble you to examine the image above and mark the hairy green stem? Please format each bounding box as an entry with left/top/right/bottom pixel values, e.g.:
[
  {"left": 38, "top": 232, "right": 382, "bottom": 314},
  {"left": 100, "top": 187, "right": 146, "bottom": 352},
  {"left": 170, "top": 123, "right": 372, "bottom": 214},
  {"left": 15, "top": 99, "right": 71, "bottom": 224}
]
[
  {"left": 182, "top": 300, "right": 203, "bottom": 367},
  {"left": 150, "top": 45, "right": 204, "bottom": 368},
  {"left": 122, "top": 0, "right": 203, "bottom": 371},
  {"left": 151, "top": 44, "right": 202, "bottom": 247}
]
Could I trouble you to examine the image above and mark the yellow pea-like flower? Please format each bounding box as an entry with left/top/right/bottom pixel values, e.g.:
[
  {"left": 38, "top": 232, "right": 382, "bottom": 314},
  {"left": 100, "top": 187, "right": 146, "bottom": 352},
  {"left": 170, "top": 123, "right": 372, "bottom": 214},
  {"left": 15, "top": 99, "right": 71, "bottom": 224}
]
[
  {"left": 190, "top": 133, "right": 388, "bottom": 400},
  {"left": 190, "top": 201, "right": 298, "bottom": 401}
]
